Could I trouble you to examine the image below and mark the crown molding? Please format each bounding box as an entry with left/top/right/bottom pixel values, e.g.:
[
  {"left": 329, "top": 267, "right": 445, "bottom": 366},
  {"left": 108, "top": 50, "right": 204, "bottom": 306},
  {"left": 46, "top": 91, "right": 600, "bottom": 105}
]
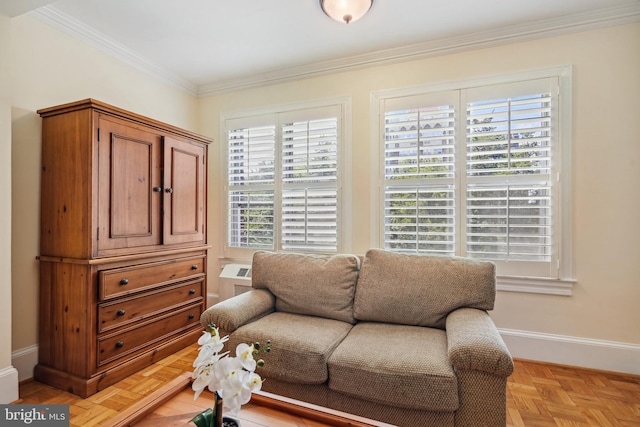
[
  {"left": 29, "top": 3, "right": 640, "bottom": 98},
  {"left": 198, "top": 3, "right": 640, "bottom": 96},
  {"left": 29, "top": 5, "right": 199, "bottom": 96}
]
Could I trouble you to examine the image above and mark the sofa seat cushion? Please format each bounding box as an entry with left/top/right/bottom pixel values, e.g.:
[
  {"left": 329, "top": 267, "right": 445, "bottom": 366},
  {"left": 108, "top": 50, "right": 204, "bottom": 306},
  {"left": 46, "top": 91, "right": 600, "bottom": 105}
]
[
  {"left": 252, "top": 251, "right": 361, "bottom": 324},
  {"left": 328, "top": 322, "right": 459, "bottom": 412},
  {"left": 226, "top": 312, "right": 353, "bottom": 385},
  {"left": 354, "top": 249, "right": 496, "bottom": 329}
]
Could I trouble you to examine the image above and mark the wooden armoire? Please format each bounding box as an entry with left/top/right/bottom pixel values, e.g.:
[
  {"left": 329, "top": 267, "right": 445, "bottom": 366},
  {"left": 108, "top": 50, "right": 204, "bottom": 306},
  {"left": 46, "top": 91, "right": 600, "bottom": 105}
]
[{"left": 36, "top": 99, "right": 211, "bottom": 397}]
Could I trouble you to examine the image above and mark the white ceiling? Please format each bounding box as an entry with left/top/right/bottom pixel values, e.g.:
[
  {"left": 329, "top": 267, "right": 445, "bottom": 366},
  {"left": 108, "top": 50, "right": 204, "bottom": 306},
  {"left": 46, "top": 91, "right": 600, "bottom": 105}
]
[{"left": 4, "top": 0, "right": 640, "bottom": 95}]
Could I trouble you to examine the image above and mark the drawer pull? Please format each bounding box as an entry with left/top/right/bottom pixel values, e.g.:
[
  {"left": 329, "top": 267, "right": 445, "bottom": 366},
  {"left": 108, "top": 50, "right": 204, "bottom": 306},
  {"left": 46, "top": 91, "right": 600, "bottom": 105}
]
[
  {"left": 116, "top": 309, "right": 126, "bottom": 316},
  {"left": 189, "top": 289, "right": 196, "bottom": 295},
  {"left": 191, "top": 264, "right": 198, "bottom": 270},
  {"left": 115, "top": 341, "right": 125, "bottom": 348},
  {"left": 188, "top": 314, "right": 195, "bottom": 320},
  {"left": 120, "top": 278, "right": 129, "bottom": 286},
  {"left": 153, "top": 186, "right": 163, "bottom": 192}
]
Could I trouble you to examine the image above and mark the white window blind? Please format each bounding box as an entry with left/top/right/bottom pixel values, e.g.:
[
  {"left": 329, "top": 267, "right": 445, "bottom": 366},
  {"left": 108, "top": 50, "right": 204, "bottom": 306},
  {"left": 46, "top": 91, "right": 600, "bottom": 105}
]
[
  {"left": 281, "top": 117, "right": 338, "bottom": 251},
  {"left": 383, "top": 97, "right": 456, "bottom": 255},
  {"left": 228, "top": 124, "right": 276, "bottom": 249},
  {"left": 380, "top": 76, "right": 562, "bottom": 280},
  {"left": 466, "top": 88, "right": 552, "bottom": 264},
  {"left": 226, "top": 105, "right": 341, "bottom": 254}
]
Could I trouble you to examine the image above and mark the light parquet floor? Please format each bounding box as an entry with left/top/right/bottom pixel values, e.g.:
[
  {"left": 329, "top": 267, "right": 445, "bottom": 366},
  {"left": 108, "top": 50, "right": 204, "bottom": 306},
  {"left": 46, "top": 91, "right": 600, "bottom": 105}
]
[
  {"left": 507, "top": 359, "right": 640, "bottom": 427},
  {"left": 16, "top": 345, "right": 199, "bottom": 427},
  {"left": 15, "top": 345, "right": 640, "bottom": 426}
]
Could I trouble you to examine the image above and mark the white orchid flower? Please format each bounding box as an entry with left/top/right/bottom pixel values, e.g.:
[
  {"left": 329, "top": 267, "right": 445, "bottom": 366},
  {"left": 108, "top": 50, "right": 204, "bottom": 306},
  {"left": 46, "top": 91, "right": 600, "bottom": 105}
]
[
  {"left": 246, "top": 372, "right": 263, "bottom": 392},
  {"left": 219, "top": 369, "right": 253, "bottom": 415},
  {"left": 215, "top": 356, "right": 243, "bottom": 388},
  {"left": 235, "top": 343, "right": 257, "bottom": 372},
  {"left": 193, "top": 330, "right": 229, "bottom": 368},
  {"left": 191, "top": 324, "right": 271, "bottom": 420},
  {"left": 197, "top": 330, "right": 214, "bottom": 346},
  {"left": 191, "top": 363, "right": 215, "bottom": 400}
]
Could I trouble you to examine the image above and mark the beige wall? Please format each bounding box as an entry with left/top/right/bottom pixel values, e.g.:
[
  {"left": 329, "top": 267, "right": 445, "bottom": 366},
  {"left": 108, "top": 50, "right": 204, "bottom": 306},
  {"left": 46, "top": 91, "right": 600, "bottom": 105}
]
[
  {"left": 7, "top": 12, "right": 640, "bottom": 379},
  {"left": 199, "top": 22, "right": 640, "bottom": 349},
  {"left": 1, "top": 13, "right": 19, "bottom": 403},
  {"left": 1, "top": 16, "right": 11, "bottom": 366},
  {"left": 10, "top": 14, "right": 200, "bottom": 356}
]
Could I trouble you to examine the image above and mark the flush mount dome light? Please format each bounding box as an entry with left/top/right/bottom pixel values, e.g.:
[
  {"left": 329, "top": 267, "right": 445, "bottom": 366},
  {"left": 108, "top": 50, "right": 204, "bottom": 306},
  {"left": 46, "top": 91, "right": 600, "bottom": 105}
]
[{"left": 320, "top": 0, "right": 373, "bottom": 24}]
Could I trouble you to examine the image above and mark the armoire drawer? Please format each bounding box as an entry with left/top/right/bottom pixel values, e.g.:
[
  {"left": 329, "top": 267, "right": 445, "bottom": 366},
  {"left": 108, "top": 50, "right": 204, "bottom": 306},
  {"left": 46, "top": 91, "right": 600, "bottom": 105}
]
[
  {"left": 99, "top": 255, "right": 205, "bottom": 300},
  {"left": 98, "top": 280, "right": 203, "bottom": 333},
  {"left": 97, "top": 303, "right": 202, "bottom": 366}
]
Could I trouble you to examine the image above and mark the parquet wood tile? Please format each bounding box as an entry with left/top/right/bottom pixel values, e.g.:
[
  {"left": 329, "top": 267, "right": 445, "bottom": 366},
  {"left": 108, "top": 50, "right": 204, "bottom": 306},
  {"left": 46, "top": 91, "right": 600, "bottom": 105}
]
[
  {"left": 507, "top": 359, "right": 640, "bottom": 427},
  {"left": 14, "top": 346, "right": 640, "bottom": 426}
]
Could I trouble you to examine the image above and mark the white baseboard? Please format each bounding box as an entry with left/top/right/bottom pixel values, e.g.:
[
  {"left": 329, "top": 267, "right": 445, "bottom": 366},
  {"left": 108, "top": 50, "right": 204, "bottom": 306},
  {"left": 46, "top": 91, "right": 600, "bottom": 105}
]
[
  {"left": 10, "top": 328, "right": 639, "bottom": 384},
  {"left": 499, "top": 328, "right": 640, "bottom": 375},
  {"left": 12, "top": 344, "right": 38, "bottom": 382},
  {"left": 207, "top": 293, "right": 220, "bottom": 308},
  {"left": 0, "top": 366, "right": 19, "bottom": 403}
]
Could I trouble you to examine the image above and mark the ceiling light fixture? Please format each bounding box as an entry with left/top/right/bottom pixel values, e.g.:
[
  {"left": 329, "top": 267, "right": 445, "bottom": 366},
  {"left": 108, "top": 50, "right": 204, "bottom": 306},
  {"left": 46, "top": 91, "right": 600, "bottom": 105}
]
[{"left": 320, "top": 0, "right": 373, "bottom": 24}]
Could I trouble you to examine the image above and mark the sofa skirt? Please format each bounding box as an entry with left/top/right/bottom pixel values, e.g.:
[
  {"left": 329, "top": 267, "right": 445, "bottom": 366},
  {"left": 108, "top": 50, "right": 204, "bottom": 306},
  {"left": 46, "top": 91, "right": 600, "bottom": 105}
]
[{"left": 261, "top": 378, "right": 455, "bottom": 427}]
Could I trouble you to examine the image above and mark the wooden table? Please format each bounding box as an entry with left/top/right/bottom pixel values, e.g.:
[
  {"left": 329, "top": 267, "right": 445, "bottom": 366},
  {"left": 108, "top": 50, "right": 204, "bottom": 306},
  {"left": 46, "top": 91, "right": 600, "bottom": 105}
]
[{"left": 103, "top": 373, "right": 396, "bottom": 427}]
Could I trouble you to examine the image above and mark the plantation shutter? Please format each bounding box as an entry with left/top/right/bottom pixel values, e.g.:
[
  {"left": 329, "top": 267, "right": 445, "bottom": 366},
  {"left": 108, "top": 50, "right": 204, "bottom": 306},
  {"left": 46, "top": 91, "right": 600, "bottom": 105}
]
[
  {"left": 380, "top": 77, "right": 560, "bottom": 278},
  {"left": 226, "top": 105, "right": 341, "bottom": 254},
  {"left": 464, "top": 78, "right": 555, "bottom": 276},
  {"left": 281, "top": 108, "right": 339, "bottom": 251},
  {"left": 383, "top": 91, "right": 458, "bottom": 255},
  {"left": 227, "top": 117, "right": 276, "bottom": 249}
]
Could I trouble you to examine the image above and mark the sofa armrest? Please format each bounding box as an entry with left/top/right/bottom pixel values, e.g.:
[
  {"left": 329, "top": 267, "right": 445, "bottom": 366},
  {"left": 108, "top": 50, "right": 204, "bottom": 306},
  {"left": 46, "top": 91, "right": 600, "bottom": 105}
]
[
  {"left": 446, "top": 307, "right": 514, "bottom": 377},
  {"left": 200, "top": 289, "right": 276, "bottom": 333}
]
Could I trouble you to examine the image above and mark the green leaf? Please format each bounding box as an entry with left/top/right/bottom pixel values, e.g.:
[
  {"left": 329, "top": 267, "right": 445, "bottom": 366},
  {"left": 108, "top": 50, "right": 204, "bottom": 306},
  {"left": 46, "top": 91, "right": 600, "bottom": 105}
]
[{"left": 190, "top": 408, "right": 214, "bottom": 427}]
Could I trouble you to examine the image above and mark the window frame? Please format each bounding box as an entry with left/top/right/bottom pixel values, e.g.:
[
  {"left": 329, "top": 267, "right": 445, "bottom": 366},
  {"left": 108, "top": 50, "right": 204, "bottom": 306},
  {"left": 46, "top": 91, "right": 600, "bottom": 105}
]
[
  {"left": 370, "top": 66, "right": 575, "bottom": 295},
  {"left": 221, "top": 97, "right": 352, "bottom": 260}
]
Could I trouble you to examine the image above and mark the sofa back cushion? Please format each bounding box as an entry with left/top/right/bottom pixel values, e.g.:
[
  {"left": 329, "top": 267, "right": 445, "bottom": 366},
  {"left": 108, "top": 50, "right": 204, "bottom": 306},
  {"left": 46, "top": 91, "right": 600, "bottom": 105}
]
[
  {"left": 252, "top": 251, "right": 360, "bottom": 324},
  {"left": 353, "top": 249, "right": 495, "bottom": 329}
]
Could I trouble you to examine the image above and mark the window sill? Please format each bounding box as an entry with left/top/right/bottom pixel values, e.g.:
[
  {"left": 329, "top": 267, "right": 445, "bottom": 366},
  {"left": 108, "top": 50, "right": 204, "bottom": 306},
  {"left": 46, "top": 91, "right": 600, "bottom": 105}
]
[{"left": 497, "top": 275, "right": 575, "bottom": 296}]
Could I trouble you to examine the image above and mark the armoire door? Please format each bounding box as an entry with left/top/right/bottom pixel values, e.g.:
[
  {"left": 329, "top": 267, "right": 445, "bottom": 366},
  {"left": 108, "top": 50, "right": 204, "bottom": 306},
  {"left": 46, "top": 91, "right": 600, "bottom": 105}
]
[
  {"left": 162, "top": 136, "right": 206, "bottom": 246},
  {"left": 97, "top": 114, "right": 162, "bottom": 254}
]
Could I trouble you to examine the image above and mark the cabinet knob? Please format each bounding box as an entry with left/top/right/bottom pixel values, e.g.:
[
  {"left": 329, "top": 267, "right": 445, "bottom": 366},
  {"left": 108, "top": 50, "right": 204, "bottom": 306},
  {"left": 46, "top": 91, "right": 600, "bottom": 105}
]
[
  {"left": 120, "top": 278, "right": 129, "bottom": 285},
  {"left": 153, "top": 186, "right": 163, "bottom": 192},
  {"left": 116, "top": 341, "right": 125, "bottom": 348},
  {"left": 188, "top": 314, "right": 195, "bottom": 320},
  {"left": 165, "top": 187, "right": 173, "bottom": 194},
  {"left": 116, "top": 309, "right": 126, "bottom": 316},
  {"left": 189, "top": 289, "right": 196, "bottom": 295},
  {"left": 191, "top": 264, "right": 198, "bottom": 270}
]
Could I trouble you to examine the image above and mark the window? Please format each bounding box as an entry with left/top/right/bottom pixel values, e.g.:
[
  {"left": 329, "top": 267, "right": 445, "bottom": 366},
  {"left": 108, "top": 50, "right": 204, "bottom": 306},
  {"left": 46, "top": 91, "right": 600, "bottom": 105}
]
[
  {"left": 374, "top": 68, "right": 573, "bottom": 294},
  {"left": 225, "top": 102, "right": 347, "bottom": 257}
]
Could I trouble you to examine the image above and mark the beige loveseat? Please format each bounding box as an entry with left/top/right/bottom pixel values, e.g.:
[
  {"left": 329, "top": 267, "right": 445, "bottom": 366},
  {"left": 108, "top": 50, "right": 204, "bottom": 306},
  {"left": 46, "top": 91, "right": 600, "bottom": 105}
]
[{"left": 200, "top": 249, "right": 514, "bottom": 426}]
